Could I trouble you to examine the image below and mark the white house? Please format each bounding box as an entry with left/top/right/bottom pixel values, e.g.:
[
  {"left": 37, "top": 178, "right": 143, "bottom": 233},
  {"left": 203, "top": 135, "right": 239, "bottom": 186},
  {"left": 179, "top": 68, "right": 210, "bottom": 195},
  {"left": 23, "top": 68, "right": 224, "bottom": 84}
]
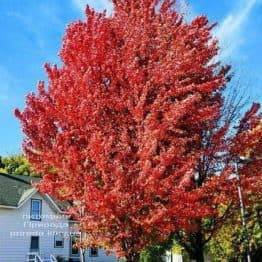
[
  {"left": 164, "top": 251, "right": 183, "bottom": 262},
  {"left": 0, "top": 173, "right": 118, "bottom": 262}
]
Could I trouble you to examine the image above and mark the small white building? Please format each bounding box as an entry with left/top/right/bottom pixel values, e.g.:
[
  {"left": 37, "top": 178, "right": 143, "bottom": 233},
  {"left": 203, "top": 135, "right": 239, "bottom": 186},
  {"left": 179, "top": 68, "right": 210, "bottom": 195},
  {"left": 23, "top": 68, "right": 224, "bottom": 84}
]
[
  {"left": 164, "top": 251, "right": 183, "bottom": 262},
  {"left": 0, "top": 173, "right": 117, "bottom": 262}
]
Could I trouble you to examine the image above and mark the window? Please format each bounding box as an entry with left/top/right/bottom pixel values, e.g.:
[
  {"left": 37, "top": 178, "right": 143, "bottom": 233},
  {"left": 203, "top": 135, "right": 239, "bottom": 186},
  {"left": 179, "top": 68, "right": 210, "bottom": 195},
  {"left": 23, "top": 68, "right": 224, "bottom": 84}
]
[
  {"left": 30, "top": 199, "right": 42, "bottom": 221},
  {"left": 30, "top": 236, "right": 39, "bottom": 252},
  {"left": 54, "top": 233, "right": 64, "bottom": 248},
  {"left": 70, "top": 235, "right": 80, "bottom": 256},
  {"left": 90, "top": 247, "right": 98, "bottom": 257}
]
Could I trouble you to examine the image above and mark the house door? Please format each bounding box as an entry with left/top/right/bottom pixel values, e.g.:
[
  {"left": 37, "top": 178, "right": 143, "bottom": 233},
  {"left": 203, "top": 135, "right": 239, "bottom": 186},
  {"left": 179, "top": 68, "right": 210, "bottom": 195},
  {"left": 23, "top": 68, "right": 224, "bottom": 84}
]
[
  {"left": 30, "top": 236, "right": 39, "bottom": 253},
  {"left": 70, "top": 235, "right": 80, "bottom": 258}
]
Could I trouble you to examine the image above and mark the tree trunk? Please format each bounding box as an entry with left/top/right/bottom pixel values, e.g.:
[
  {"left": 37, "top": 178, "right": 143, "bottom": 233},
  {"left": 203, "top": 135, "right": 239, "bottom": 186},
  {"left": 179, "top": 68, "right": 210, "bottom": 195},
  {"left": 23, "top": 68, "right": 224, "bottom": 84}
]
[
  {"left": 125, "top": 252, "right": 140, "bottom": 262},
  {"left": 189, "top": 232, "right": 205, "bottom": 262},
  {"left": 192, "top": 247, "right": 204, "bottom": 262},
  {"left": 190, "top": 249, "right": 204, "bottom": 262}
]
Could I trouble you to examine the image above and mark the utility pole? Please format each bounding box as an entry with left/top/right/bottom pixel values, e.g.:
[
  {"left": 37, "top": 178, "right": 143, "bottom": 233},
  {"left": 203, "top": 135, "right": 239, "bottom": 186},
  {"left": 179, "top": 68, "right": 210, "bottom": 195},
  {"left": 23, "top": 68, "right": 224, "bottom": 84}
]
[
  {"left": 79, "top": 204, "right": 86, "bottom": 262},
  {"left": 234, "top": 160, "right": 251, "bottom": 262}
]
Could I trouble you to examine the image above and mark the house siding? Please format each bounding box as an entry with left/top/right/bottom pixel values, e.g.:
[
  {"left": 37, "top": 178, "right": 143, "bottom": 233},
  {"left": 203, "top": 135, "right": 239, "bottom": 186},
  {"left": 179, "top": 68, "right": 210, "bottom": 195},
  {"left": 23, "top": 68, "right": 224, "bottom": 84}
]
[
  {"left": 0, "top": 192, "right": 118, "bottom": 262},
  {"left": 84, "top": 249, "right": 117, "bottom": 262},
  {"left": 0, "top": 192, "right": 70, "bottom": 261}
]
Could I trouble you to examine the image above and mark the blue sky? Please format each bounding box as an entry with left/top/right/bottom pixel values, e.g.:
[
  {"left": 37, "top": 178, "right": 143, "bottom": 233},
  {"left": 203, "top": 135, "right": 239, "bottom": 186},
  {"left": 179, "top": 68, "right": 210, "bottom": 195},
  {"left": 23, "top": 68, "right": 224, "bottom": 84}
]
[{"left": 0, "top": 0, "right": 261, "bottom": 155}]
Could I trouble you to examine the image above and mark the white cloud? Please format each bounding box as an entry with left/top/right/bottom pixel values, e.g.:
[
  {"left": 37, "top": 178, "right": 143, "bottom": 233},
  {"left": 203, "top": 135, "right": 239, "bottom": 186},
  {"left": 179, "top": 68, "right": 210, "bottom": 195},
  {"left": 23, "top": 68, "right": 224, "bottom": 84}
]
[
  {"left": 177, "top": 0, "right": 197, "bottom": 22},
  {"left": 215, "top": 0, "right": 260, "bottom": 60},
  {"left": 72, "top": 0, "right": 113, "bottom": 16},
  {"left": 72, "top": 0, "right": 87, "bottom": 13}
]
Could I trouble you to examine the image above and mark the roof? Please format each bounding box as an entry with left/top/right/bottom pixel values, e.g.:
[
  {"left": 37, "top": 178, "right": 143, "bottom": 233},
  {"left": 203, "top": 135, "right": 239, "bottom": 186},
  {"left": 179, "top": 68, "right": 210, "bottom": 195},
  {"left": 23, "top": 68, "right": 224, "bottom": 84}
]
[
  {"left": 8, "top": 174, "right": 41, "bottom": 184},
  {"left": 0, "top": 173, "right": 70, "bottom": 212},
  {"left": 0, "top": 173, "right": 34, "bottom": 207}
]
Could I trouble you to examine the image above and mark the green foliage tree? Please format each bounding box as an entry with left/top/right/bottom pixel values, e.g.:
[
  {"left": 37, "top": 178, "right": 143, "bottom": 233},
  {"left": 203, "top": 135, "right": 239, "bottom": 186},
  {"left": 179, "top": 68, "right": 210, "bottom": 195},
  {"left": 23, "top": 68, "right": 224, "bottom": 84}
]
[
  {"left": 139, "top": 245, "right": 166, "bottom": 262},
  {"left": 146, "top": 203, "right": 261, "bottom": 261},
  {"left": 207, "top": 204, "right": 262, "bottom": 261},
  {"left": 0, "top": 156, "right": 4, "bottom": 169},
  {"left": 139, "top": 238, "right": 189, "bottom": 262},
  {"left": 0, "top": 154, "right": 39, "bottom": 176}
]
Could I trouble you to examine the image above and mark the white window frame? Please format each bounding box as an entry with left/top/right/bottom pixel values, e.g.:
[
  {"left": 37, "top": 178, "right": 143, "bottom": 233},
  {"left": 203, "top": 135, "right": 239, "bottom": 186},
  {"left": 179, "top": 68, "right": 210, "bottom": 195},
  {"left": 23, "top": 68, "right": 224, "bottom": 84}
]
[{"left": 30, "top": 199, "right": 42, "bottom": 221}]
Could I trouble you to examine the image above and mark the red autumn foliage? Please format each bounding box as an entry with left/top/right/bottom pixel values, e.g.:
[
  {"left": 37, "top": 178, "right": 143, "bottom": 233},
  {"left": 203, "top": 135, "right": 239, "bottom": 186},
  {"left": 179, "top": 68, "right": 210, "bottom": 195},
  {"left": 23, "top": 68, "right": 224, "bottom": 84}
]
[{"left": 15, "top": 0, "right": 261, "bottom": 260}]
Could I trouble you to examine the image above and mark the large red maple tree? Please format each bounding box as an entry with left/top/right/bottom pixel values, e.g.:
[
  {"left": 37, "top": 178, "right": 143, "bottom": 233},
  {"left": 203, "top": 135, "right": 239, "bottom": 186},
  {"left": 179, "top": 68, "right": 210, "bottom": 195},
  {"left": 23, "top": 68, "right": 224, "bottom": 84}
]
[{"left": 15, "top": 0, "right": 261, "bottom": 261}]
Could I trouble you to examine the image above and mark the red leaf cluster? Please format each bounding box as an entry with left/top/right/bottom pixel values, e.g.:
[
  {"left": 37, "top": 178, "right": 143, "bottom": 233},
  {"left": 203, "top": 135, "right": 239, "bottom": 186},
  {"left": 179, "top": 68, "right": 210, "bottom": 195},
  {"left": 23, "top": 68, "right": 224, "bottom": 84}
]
[{"left": 15, "top": 0, "right": 261, "bottom": 258}]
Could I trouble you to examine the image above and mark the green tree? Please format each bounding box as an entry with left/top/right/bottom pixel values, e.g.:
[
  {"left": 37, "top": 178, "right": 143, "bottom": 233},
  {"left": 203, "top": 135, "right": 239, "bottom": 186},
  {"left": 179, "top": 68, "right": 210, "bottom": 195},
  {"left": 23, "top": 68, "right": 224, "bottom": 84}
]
[
  {"left": 147, "top": 203, "right": 262, "bottom": 261},
  {"left": 207, "top": 204, "right": 262, "bottom": 261},
  {"left": 139, "top": 245, "right": 166, "bottom": 262},
  {"left": 0, "top": 154, "right": 39, "bottom": 176},
  {"left": 139, "top": 238, "right": 189, "bottom": 262}
]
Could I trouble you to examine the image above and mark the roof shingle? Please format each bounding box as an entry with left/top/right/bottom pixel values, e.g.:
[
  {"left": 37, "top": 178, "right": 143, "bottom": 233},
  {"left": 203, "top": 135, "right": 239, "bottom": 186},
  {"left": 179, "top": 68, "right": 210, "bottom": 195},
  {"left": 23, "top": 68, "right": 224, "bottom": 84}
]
[{"left": 0, "top": 173, "right": 70, "bottom": 212}]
